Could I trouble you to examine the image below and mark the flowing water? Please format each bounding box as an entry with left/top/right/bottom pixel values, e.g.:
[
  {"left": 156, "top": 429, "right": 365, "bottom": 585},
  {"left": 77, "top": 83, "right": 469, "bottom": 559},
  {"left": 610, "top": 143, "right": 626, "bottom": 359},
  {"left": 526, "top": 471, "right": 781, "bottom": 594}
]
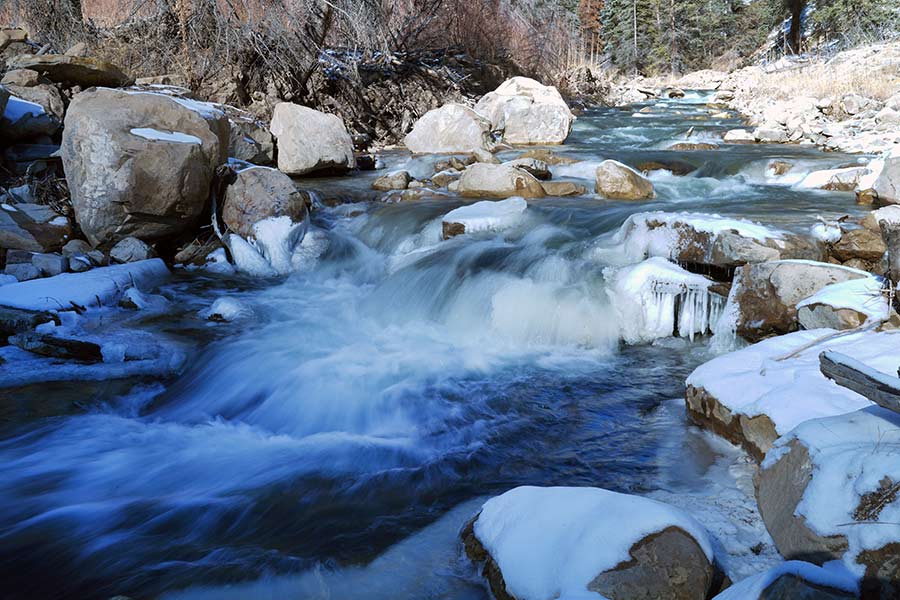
[{"left": 0, "top": 92, "right": 869, "bottom": 600}]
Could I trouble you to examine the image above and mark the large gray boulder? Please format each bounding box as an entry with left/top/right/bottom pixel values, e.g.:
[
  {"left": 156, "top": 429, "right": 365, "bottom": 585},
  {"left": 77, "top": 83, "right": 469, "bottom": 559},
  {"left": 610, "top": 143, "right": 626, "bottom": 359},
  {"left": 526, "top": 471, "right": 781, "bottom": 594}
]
[
  {"left": 474, "top": 77, "right": 575, "bottom": 145},
  {"left": 873, "top": 146, "right": 900, "bottom": 204},
  {"left": 61, "top": 88, "right": 230, "bottom": 246},
  {"left": 730, "top": 260, "right": 868, "bottom": 342},
  {"left": 462, "top": 486, "right": 718, "bottom": 600},
  {"left": 595, "top": 160, "right": 655, "bottom": 200},
  {"left": 269, "top": 103, "right": 355, "bottom": 175},
  {"left": 457, "top": 163, "right": 545, "bottom": 199},
  {"left": 404, "top": 103, "right": 494, "bottom": 154},
  {"left": 222, "top": 167, "right": 308, "bottom": 237}
]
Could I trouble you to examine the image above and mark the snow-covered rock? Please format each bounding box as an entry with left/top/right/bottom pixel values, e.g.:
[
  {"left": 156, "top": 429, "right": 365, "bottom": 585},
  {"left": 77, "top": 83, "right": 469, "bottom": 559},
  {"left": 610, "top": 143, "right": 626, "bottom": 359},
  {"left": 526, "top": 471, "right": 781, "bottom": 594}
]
[
  {"left": 62, "top": 88, "right": 230, "bottom": 245},
  {"left": 0, "top": 259, "right": 169, "bottom": 312},
  {"left": 612, "top": 212, "right": 819, "bottom": 273},
  {"left": 404, "top": 103, "right": 493, "bottom": 154},
  {"left": 758, "top": 406, "right": 900, "bottom": 598},
  {"left": 797, "top": 166, "right": 871, "bottom": 191},
  {"left": 474, "top": 77, "right": 575, "bottom": 145},
  {"left": 222, "top": 166, "right": 308, "bottom": 237},
  {"left": 594, "top": 160, "right": 655, "bottom": 200},
  {"left": 226, "top": 215, "right": 310, "bottom": 276},
  {"left": 269, "top": 103, "right": 355, "bottom": 175},
  {"left": 462, "top": 486, "right": 717, "bottom": 600},
  {"left": 200, "top": 296, "right": 251, "bottom": 322},
  {"left": 797, "top": 276, "right": 889, "bottom": 331},
  {"left": 441, "top": 197, "right": 527, "bottom": 240},
  {"left": 723, "top": 129, "right": 755, "bottom": 143},
  {"left": 712, "top": 561, "right": 856, "bottom": 599},
  {"left": 607, "top": 257, "right": 724, "bottom": 344},
  {"left": 456, "top": 163, "right": 545, "bottom": 199},
  {"left": 726, "top": 260, "right": 869, "bottom": 342},
  {"left": 872, "top": 145, "right": 900, "bottom": 204},
  {"left": 684, "top": 329, "right": 897, "bottom": 460}
]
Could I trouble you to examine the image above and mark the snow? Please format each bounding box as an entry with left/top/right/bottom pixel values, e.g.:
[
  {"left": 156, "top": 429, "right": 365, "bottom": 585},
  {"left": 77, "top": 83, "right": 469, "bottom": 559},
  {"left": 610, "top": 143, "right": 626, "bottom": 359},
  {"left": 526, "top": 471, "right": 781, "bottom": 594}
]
[
  {"left": 130, "top": 128, "right": 202, "bottom": 145},
  {"left": 810, "top": 221, "right": 842, "bottom": 243},
  {"left": 612, "top": 211, "right": 783, "bottom": 262},
  {"left": 713, "top": 561, "right": 857, "bottom": 599},
  {"left": 0, "top": 274, "right": 17, "bottom": 287},
  {"left": 473, "top": 486, "right": 713, "bottom": 600},
  {"left": 685, "top": 329, "right": 900, "bottom": 436},
  {"left": 2, "top": 203, "right": 17, "bottom": 211},
  {"left": 125, "top": 90, "right": 225, "bottom": 120},
  {"left": 873, "top": 204, "right": 900, "bottom": 226},
  {"left": 857, "top": 156, "right": 885, "bottom": 190},
  {"left": 796, "top": 166, "right": 868, "bottom": 190},
  {"left": 201, "top": 248, "right": 235, "bottom": 275},
  {"left": 764, "top": 406, "right": 900, "bottom": 577},
  {"left": 441, "top": 197, "right": 527, "bottom": 236},
  {"left": 200, "top": 297, "right": 251, "bottom": 322},
  {"left": 3, "top": 96, "right": 45, "bottom": 122},
  {"left": 607, "top": 257, "right": 724, "bottom": 344},
  {"left": 797, "top": 276, "right": 889, "bottom": 323},
  {"left": 228, "top": 215, "right": 310, "bottom": 276},
  {"left": 0, "top": 259, "right": 169, "bottom": 312}
]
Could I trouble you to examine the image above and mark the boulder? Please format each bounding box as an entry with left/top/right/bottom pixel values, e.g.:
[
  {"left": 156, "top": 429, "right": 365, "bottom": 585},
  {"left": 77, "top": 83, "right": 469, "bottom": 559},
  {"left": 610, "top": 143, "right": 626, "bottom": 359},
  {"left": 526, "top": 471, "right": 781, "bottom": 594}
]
[
  {"left": 757, "top": 406, "right": 900, "bottom": 599},
  {"left": 372, "top": 171, "right": 411, "bottom": 191},
  {"left": 222, "top": 167, "right": 308, "bottom": 237},
  {"left": 753, "top": 126, "right": 788, "bottom": 143},
  {"left": 723, "top": 129, "right": 755, "bottom": 143},
  {"left": 730, "top": 260, "right": 868, "bottom": 342},
  {"left": 462, "top": 486, "right": 717, "bottom": 600},
  {"left": 457, "top": 163, "right": 545, "bottom": 199},
  {"left": 3, "top": 83, "right": 65, "bottom": 120},
  {"left": 404, "top": 103, "right": 493, "bottom": 154},
  {"left": 541, "top": 181, "right": 587, "bottom": 196},
  {"left": 873, "top": 146, "right": 900, "bottom": 204},
  {"left": 614, "top": 212, "right": 822, "bottom": 278},
  {"left": 595, "top": 160, "right": 655, "bottom": 200},
  {"left": 768, "top": 160, "right": 793, "bottom": 176},
  {"left": 431, "top": 169, "right": 461, "bottom": 188},
  {"left": 0, "top": 306, "right": 58, "bottom": 339},
  {"left": 798, "top": 166, "right": 871, "bottom": 191},
  {"left": 832, "top": 227, "right": 887, "bottom": 263},
  {"left": 711, "top": 561, "right": 855, "bottom": 600},
  {"left": 109, "top": 237, "right": 154, "bottom": 263},
  {"left": 1, "top": 69, "right": 40, "bottom": 87},
  {"left": 224, "top": 106, "right": 274, "bottom": 166},
  {"left": 0, "top": 93, "right": 61, "bottom": 141},
  {"left": 61, "top": 88, "right": 230, "bottom": 246},
  {"left": 269, "top": 103, "right": 355, "bottom": 175},
  {"left": 0, "top": 203, "right": 71, "bottom": 252},
  {"left": 6, "top": 54, "right": 132, "bottom": 88},
  {"left": 501, "top": 157, "right": 551, "bottom": 180},
  {"left": 474, "top": 77, "right": 575, "bottom": 145},
  {"left": 31, "top": 252, "right": 68, "bottom": 276},
  {"left": 9, "top": 331, "right": 104, "bottom": 361},
  {"left": 796, "top": 275, "right": 889, "bottom": 331}
]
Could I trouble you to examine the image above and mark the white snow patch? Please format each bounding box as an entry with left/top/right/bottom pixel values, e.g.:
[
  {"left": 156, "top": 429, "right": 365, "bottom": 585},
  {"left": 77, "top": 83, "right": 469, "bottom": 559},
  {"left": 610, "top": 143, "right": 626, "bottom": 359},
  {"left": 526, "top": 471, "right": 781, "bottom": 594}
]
[
  {"left": 713, "top": 561, "right": 857, "bottom": 599},
  {"left": 201, "top": 248, "right": 235, "bottom": 275},
  {"left": 685, "top": 329, "right": 900, "bottom": 436},
  {"left": 764, "top": 405, "right": 900, "bottom": 577},
  {"left": 130, "top": 128, "right": 202, "bottom": 145},
  {"left": 810, "top": 221, "right": 842, "bottom": 243},
  {"left": 3, "top": 96, "right": 45, "bottom": 122},
  {"left": 796, "top": 166, "right": 868, "bottom": 190},
  {"left": 228, "top": 215, "right": 310, "bottom": 276},
  {"left": 441, "top": 197, "right": 527, "bottom": 236},
  {"left": 125, "top": 90, "right": 225, "bottom": 120},
  {"left": 1, "top": 203, "right": 17, "bottom": 212},
  {"left": 473, "top": 486, "right": 713, "bottom": 600},
  {"left": 0, "top": 259, "right": 169, "bottom": 312},
  {"left": 607, "top": 257, "right": 724, "bottom": 344},
  {"left": 797, "top": 276, "right": 889, "bottom": 323}
]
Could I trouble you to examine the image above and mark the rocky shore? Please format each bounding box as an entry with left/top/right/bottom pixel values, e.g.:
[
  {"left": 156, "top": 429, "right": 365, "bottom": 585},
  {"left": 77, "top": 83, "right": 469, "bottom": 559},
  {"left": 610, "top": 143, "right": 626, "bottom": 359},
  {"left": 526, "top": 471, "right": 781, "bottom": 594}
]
[{"left": 2, "top": 21, "right": 900, "bottom": 600}]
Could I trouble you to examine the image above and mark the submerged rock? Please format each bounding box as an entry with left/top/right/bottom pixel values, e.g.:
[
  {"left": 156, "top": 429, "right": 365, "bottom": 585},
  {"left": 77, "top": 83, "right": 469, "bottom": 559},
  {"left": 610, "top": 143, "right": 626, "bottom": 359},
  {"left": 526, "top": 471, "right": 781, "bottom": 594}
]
[
  {"left": 462, "top": 486, "right": 717, "bottom": 600},
  {"left": 501, "top": 158, "right": 551, "bottom": 180},
  {"left": 372, "top": 171, "right": 412, "bottom": 191},
  {"left": 269, "top": 103, "right": 355, "bottom": 175},
  {"left": 474, "top": 76, "right": 575, "bottom": 145},
  {"left": 457, "top": 163, "right": 545, "bottom": 199},
  {"left": 62, "top": 88, "right": 230, "bottom": 246},
  {"left": 595, "top": 160, "right": 655, "bottom": 200},
  {"left": 404, "top": 103, "right": 493, "bottom": 154}
]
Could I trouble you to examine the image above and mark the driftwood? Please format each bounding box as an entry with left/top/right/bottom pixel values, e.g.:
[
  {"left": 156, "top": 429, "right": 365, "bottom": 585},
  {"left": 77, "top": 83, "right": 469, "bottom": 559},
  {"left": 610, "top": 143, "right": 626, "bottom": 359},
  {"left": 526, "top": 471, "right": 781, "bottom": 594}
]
[{"left": 820, "top": 350, "right": 900, "bottom": 415}]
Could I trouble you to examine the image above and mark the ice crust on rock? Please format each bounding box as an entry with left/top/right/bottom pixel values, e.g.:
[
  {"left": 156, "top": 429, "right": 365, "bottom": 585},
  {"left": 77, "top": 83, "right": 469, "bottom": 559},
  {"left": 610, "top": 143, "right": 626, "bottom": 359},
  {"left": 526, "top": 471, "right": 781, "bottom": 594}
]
[
  {"left": 441, "top": 197, "right": 527, "bottom": 236},
  {"left": 608, "top": 257, "right": 724, "bottom": 344},
  {"left": 712, "top": 561, "right": 857, "bottom": 599},
  {"left": 227, "top": 215, "right": 309, "bottom": 276},
  {"left": 130, "top": 127, "right": 202, "bottom": 144}
]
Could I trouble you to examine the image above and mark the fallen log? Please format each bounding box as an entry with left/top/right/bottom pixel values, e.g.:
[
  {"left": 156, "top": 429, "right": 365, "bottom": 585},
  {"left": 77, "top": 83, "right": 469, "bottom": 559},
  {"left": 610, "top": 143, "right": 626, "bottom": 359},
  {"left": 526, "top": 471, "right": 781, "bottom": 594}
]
[{"left": 820, "top": 350, "right": 900, "bottom": 415}]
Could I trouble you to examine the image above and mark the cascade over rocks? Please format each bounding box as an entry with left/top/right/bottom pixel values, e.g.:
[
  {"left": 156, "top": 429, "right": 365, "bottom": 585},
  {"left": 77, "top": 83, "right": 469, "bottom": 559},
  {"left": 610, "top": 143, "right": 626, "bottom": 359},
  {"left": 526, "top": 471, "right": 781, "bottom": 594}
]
[
  {"left": 457, "top": 163, "right": 545, "bottom": 199},
  {"left": 462, "top": 486, "right": 718, "bottom": 600},
  {"left": 269, "top": 103, "right": 355, "bottom": 175},
  {"left": 222, "top": 167, "right": 309, "bottom": 237},
  {"left": 61, "top": 88, "right": 230, "bottom": 246},
  {"left": 729, "top": 260, "right": 868, "bottom": 342},
  {"left": 595, "top": 160, "right": 656, "bottom": 200},
  {"left": 474, "top": 76, "right": 575, "bottom": 145},
  {"left": 404, "top": 103, "right": 494, "bottom": 154}
]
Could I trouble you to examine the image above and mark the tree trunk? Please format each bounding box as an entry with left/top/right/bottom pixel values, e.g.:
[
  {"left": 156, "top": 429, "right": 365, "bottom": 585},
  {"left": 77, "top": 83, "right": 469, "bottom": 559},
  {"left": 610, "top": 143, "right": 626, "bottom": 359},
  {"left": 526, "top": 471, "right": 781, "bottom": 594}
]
[{"left": 787, "top": 0, "right": 803, "bottom": 54}]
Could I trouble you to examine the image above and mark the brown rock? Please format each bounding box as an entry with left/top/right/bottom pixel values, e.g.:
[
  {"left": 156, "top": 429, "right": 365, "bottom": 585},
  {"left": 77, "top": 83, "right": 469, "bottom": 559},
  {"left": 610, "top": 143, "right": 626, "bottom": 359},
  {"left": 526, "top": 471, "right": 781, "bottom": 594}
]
[
  {"left": 516, "top": 148, "right": 580, "bottom": 166},
  {"left": 667, "top": 142, "right": 719, "bottom": 151},
  {"left": 6, "top": 54, "right": 132, "bottom": 88},
  {"left": 541, "top": 181, "right": 587, "bottom": 196},
  {"left": 832, "top": 228, "right": 887, "bottom": 263},
  {"left": 635, "top": 159, "right": 696, "bottom": 176},
  {"left": 595, "top": 160, "right": 655, "bottom": 200},
  {"left": 372, "top": 171, "right": 411, "bottom": 191},
  {"left": 685, "top": 384, "right": 778, "bottom": 462},
  {"left": 1, "top": 69, "right": 41, "bottom": 87},
  {"left": 457, "top": 163, "right": 545, "bottom": 199},
  {"left": 222, "top": 167, "right": 309, "bottom": 237}
]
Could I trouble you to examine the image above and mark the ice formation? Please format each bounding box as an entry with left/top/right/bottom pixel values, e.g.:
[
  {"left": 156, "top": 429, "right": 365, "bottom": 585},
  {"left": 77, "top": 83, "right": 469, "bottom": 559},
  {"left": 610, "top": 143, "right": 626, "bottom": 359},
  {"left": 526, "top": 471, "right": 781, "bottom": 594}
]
[
  {"left": 227, "top": 215, "right": 309, "bottom": 276},
  {"left": 441, "top": 197, "right": 527, "bottom": 236}
]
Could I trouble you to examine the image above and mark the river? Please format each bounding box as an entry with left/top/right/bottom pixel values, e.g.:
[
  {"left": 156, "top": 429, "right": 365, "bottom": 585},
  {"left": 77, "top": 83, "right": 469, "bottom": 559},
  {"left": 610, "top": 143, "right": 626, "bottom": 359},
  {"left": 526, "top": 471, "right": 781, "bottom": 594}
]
[{"left": 0, "top": 91, "right": 868, "bottom": 600}]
